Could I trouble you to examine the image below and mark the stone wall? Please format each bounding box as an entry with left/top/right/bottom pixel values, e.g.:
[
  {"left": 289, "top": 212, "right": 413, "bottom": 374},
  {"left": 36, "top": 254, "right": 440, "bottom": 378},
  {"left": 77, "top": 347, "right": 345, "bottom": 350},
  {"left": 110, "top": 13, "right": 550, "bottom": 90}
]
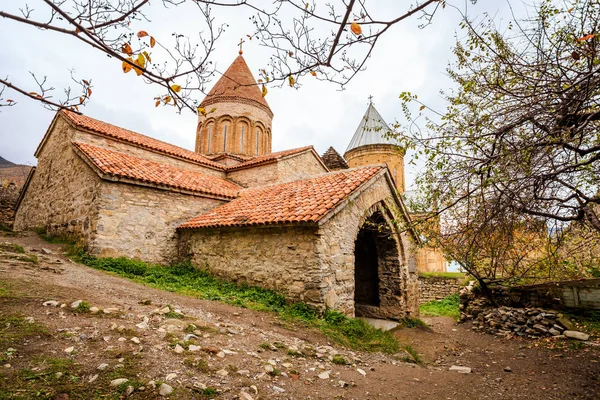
[
  {"left": 94, "top": 181, "right": 224, "bottom": 264},
  {"left": 419, "top": 275, "right": 462, "bottom": 303},
  {"left": 0, "top": 182, "right": 19, "bottom": 228},
  {"left": 14, "top": 118, "right": 103, "bottom": 242},
  {"left": 227, "top": 151, "right": 328, "bottom": 188},
  {"left": 179, "top": 172, "right": 420, "bottom": 318},
  {"left": 178, "top": 225, "right": 322, "bottom": 306},
  {"left": 316, "top": 175, "right": 419, "bottom": 318}
]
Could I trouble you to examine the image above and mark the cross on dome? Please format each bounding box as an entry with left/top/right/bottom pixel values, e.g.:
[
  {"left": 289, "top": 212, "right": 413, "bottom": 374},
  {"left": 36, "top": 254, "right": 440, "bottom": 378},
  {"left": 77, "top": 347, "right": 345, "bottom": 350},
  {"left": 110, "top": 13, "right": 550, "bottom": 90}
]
[{"left": 238, "top": 38, "right": 245, "bottom": 55}]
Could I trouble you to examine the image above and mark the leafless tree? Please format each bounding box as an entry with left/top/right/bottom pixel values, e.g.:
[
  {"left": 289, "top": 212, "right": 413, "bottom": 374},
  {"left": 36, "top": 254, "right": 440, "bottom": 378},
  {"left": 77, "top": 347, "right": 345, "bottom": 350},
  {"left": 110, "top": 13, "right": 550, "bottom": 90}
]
[{"left": 0, "top": 0, "right": 446, "bottom": 113}]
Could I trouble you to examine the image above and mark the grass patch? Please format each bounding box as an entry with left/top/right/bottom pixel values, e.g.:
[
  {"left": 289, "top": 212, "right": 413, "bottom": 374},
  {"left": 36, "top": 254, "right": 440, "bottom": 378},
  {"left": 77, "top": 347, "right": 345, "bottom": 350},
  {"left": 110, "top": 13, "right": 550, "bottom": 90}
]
[
  {"left": 74, "top": 301, "right": 91, "bottom": 313},
  {"left": 33, "top": 227, "right": 79, "bottom": 246},
  {"left": 420, "top": 293, "right": 460, "bottom": 320},
  {"left": 400, "top": 316, "right": 429, "bottom": 329},
  {"left": 0, "top": 243, "right": 25, "bottom": 253},
  {"left": 71, "top": 254, "right": 401, "bottom": 353},
  {"left": 0, "top": 223, "right": 13, "bottom": 233},
  {"left": 565, "top": 310, "right": 600, "bottom": 337},
  {"left": 419, "top": 271, "right": 465, "bottom": 279},
  {"left": 0, "top": 314, "right": 50, "bottom": 348},
  {"left": 402, "top": 344, "right": 423, "bottom": 364},
  {"left": 332, "top": 354, "right": 347, "bottom": 365}
]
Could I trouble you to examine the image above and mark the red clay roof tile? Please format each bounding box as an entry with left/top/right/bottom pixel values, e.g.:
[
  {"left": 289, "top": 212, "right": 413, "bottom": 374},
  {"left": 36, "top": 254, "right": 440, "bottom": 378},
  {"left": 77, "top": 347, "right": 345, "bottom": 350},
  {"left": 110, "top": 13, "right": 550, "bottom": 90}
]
[
  {"left": 73, "top": 141, "right": 240, "bottom": 199},
  {"left": 178, "top": 166, "right": 384, "bottom": 229},
  {"left": 227, "top": 146, "right": 315, "bottom": 171},
  {"left": 62, "top": 111, "right": 223, "bottom": 170},
  {"left": 199, "top": 55, "right": 272, "bottom": 116}
]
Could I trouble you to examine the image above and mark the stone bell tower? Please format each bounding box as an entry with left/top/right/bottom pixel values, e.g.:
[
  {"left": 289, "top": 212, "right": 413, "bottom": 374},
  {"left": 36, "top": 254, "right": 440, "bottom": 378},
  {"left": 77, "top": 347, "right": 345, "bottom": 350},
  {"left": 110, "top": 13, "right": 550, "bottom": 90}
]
[{"left": 195, "top": 53, "right": 273, "bottom": 157}]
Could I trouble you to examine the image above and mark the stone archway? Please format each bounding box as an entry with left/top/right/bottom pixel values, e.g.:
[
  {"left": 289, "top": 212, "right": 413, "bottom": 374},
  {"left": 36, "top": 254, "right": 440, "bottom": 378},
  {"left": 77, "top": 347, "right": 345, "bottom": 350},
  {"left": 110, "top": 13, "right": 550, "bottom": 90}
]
[{"left": 353, "top": 208, "right": 406, "bottom": 320}]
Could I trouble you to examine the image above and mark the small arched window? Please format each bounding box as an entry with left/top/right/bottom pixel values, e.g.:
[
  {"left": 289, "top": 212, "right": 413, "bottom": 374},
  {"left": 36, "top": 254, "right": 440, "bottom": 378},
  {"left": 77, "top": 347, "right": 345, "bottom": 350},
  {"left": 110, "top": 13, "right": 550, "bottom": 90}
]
[
  {"left": 206, "top": 124, "right": 213, "bottom": 153},
  {"left": 255, "top": 128, "right": 262, "bottom": 155},
  {"left": 223, "top": 123, "right": 228, "bottom": 152},
  {"left": 240, "top": 125, "right": 245, "bottom": 152}
]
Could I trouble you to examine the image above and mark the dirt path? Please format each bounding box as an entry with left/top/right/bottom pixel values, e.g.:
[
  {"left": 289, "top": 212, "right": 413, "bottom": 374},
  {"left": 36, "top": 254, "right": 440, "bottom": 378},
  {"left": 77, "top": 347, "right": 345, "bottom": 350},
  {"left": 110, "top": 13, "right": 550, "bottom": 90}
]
[{"left": 1, "top": 231, "right": 599, "bottom": 399}]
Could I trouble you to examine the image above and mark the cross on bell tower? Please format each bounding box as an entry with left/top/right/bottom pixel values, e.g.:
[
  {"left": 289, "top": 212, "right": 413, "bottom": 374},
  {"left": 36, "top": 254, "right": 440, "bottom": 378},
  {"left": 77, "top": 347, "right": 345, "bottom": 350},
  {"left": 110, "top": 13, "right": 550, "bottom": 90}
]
[{"left": 238, "top": 38, "right": 245, "bottom": 55}]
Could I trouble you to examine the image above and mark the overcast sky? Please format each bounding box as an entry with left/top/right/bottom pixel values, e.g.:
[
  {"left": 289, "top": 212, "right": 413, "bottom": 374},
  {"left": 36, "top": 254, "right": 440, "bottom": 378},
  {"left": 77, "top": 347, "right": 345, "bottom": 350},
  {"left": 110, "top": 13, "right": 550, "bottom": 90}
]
[{"left": 0, "top": 0, "right": 525, "bottom": 189}]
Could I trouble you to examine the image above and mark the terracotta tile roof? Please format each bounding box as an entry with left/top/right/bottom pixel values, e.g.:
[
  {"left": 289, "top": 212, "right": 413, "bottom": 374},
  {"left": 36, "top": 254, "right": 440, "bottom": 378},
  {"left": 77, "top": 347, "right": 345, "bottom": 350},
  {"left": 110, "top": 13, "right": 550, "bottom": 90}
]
[
  {"left": 321, "top": 146, "right": 349, "bottom": 171},
  {"left": 178, "top": 166, "right": 384, "bottom": 229},
  {"left": 199, "top": 55, "right": 272, "bottom": 116},
  {"left": 73, "top": 141, "right": 240, "bottom": 199},
  {"left": 61, "top": 111, "right": 224, "bottom": 170},
  {"left": 226, "top": 146, "right": 314, "bottom": 171}
]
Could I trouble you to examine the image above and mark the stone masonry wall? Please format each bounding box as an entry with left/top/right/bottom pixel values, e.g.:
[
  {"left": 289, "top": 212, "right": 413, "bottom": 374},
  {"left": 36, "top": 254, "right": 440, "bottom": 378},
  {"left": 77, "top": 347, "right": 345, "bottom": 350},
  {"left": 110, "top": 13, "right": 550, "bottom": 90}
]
[
  {"left": 178, "top": 226, "right": 322, "bottom": 306},
  {"left": 419, "top": 276, "right": 462, "bottom": 304},
  {"left": 14, "top": 118, "right": 103, "bottom": 242},
  {"left": 316, "top": 174, "right": 419, "bottom": 318},
  {"left": 227, "top": 151, "right": 328, "bottom": 188},
  {"left": 0, "top": 182, "right": 20, "bottom": 228},
  {"left": 94, "top": 182, "right": 224, "bottom": 264}
]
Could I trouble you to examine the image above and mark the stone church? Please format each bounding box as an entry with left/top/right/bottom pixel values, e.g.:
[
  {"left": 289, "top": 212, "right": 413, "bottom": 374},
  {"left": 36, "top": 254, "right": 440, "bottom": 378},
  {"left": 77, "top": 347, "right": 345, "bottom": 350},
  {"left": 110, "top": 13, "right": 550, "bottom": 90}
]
[{"left": 14, "top": 54, "right": 432, "bottom": 318}]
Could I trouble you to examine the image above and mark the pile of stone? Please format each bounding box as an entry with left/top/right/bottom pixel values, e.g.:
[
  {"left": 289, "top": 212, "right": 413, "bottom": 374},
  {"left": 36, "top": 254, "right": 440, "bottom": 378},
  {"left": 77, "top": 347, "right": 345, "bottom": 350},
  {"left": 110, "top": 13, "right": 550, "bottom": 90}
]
[
  {"left": 469, "top": 305, "right": 573, "bottom": 338},
  {"left": 460, "top": 283, "right": 590, "bottom": 340}
]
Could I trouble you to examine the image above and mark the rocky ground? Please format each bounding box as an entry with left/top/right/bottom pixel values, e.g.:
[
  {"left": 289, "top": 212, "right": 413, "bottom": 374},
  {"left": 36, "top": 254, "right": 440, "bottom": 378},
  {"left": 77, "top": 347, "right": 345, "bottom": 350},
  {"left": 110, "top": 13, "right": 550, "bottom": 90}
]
[{"left": 1, "top": 231, "right": 599, "bottom": 399}]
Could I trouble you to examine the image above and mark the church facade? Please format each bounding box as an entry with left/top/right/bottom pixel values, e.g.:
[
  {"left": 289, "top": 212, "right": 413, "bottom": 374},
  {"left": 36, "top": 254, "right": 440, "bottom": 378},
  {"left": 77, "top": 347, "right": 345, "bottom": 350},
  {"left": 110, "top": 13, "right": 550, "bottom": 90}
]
[{"left": 14, "top": 55, "right": 422, "bottom": 318}]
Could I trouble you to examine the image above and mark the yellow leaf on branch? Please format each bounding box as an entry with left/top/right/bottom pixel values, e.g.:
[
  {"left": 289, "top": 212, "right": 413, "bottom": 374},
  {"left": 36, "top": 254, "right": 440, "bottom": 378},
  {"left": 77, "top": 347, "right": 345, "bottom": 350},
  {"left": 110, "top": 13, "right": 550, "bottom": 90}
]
[
  {"left": 262, "top": 85, "right": 268, "bottom": 97},
  {"left": 288, "top": 75, "right": 295, "bottom": 87},
  {"left": 122, "top": 58, "right": 134, "bottom": 73},
  {"left": 137, "top": 30, "right": 149, "bottom": 38},
  {"left": 143, "top": 51, "right": 152, "bottom": 62},
  {"left": 137, "top": 53, "right": 146, "bottom": 68},
  {"left": 350, "top": 22, "right": 362, "bottom": 36},
  {"left": 150, "top": 36, "right": 156, "bottom": 48},
  {"left": 132, "top": 59, "right": 143, "bottom": 76},
  {"left": 310, "top": 70, "right": 317, "bottom": 77},
  {"left": 171, "top": 84, "right": 182, "bottom": 93},
  {"left": 164, "top": 96, "right": 171, "bottom": 103},
  {"left": 155, "top": 100, "right": 161, "bottom": 107},
  {"left": 198, "top": 107, "right": 207, "bottom": 116}
]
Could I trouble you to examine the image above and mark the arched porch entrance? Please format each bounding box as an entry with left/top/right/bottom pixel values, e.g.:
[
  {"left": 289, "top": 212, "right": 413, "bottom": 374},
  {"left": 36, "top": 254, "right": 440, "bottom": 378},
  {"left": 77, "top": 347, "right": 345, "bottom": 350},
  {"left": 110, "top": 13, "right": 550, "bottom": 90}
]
[{"left": 353, "top": 208, "right": 406, "bottom": 320}]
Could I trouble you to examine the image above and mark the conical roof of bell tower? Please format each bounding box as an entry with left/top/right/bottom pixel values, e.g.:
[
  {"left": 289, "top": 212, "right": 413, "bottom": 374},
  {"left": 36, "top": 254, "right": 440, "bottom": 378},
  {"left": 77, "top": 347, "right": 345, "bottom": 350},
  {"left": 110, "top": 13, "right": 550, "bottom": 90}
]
[
  {"left": 200, "top": 55, "right": 272, "bottom": 117},
  {"left": 345, "top": 102, "right": 397, "bottom": 152}
]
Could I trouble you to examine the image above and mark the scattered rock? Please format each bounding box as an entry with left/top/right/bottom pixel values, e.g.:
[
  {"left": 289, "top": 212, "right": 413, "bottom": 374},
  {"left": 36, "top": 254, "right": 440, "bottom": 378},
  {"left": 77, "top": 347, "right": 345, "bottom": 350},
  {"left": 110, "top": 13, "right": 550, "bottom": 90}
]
[
  {"left": 136, "top": 317, "right": 149, "bottom": 330},
  {"left": 43, "top": 300, "right": 60, "bottom": 307},
  {"left": 339, "top": 380, "right": 350, "bottom": 388},
  {"left": 356, "top": 368, "right": 367, "bottom": 376},
  {"left": 174, "top": 344, "right": 184, "bottom": 354},
  {"left": 41, "top": 248, "right": 53, "bottom": 254},
  {"left": 89, "top": 307, "right": 99, "bottom": 314},
  {"left": 88, "top": 374, "right": 98, "bottom": 383},
  {"left": 239, "top": 391, "right": 254, "bottom": 400},
  {"left": 157, "top": 306, "right": 171, "bottom": 315},
  {"left": 64, "top": 346, "right": 74, "bottom": 354},
  {"left": 125, "top": 386, "right": 135, "bottom": 396},
  {"left": 159, "top": 383, "right": 173, "bottom": 396},
  {"left": 564, "top": 330, "right": 590, "bottom": 341},
  {"left": 165, "top": 373, "right": 177, "bottom": 381},
  {"left": 216, "top": 351, "right": 226, "bottom": 358},
  {"left": 103, "top": 307, "right": 119, "bottom": 314},
  {"left": 183, "top": 333, "right": 198, "bottom": 341},
  {"left": 318, "top": 370, "right": 331, "bottom": 379},
  {"left": 110, "top": 378, "right": 128, "bottom": 387},
  {"left": 216, "top": 369, "right": 229, "bottom": 377},
  {"left": 70, "top": 300, "right": 83, "bottom": 309},
  {"left": 272, "top": 386, "right": 286, "bottom": 393},
  {"left": 504, "top": 366, "right": 512, "bottom": 372},
  {"left": 130, "top": 337, "right": 140, "bottom": 344},
  {"left": 222, "top": 349, "right": 238, "bottom": 355},
  {"left": 97, "top": 363, "right": 109, "bottom": 371},
  {"left": 188, "top": 345, "right": 201, "bottom": 352},
  {"left": 449, "top": 365, "right": 472, "bottom": 374},
  {"left": 264, "top": 365, "right": 274, "bottom": 373}
]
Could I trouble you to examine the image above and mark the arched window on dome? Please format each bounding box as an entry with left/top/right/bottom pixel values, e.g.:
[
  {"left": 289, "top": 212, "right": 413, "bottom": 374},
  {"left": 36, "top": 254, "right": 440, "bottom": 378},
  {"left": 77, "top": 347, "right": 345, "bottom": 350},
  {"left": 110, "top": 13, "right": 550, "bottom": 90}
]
[
  {"left": 205, "top": 123, "right": 214, "bottom": 153},
  {"left": 255, "top": 127, "right": 262, "bottom": 155},
  {"left": 223, "top": 123, "right": 228, "bottom": 152}
]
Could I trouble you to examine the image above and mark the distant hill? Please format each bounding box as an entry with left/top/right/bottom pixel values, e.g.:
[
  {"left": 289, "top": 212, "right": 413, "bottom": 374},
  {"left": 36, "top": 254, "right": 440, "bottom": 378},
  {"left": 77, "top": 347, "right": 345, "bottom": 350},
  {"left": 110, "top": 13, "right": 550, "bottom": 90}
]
[
  {"left": 0, "top": 156, "right": 31, "bottom": 187},
  {"left": 0, "top": 156, "right": 15, "bottom": 168}
]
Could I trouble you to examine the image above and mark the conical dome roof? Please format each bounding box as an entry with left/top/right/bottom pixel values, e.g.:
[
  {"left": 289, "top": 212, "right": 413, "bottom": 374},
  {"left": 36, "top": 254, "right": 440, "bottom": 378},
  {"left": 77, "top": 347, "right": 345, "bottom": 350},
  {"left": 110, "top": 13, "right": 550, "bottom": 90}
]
[
  {"left": 200, "top": 55, "right": 272, "bottom": 116},
  {"left": 345, "top": 103, "right": 397, "bottom": 152}
]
